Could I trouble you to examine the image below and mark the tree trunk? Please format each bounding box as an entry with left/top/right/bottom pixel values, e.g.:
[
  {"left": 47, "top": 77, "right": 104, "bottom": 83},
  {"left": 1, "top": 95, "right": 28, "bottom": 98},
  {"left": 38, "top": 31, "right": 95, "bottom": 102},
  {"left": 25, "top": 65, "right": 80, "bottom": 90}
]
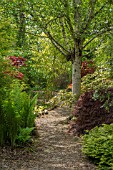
[
  {"left": 72, "top": 0, "right": 82, "bottom": 97},
  {"left": 72, "top": 56, "right": 82, "bottom": 97},
  {"left": 72, "top": 41, "right": 82, "bottom": 97},
  {"left": 16, "top": 3, "right": 26, "bottom": 48}
]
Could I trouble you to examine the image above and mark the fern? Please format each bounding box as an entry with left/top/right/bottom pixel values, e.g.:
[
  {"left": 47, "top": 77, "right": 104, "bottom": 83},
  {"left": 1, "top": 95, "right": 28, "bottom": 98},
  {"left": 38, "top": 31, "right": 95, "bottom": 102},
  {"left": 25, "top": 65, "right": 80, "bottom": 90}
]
[{"left": 1, "top": 80, "right": 38, "bottom": 146}]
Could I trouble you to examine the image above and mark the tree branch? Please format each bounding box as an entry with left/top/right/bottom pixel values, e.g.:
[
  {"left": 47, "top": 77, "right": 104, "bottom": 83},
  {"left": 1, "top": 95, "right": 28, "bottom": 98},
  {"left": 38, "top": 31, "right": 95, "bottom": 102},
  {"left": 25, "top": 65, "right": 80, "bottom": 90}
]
[
  {"left": 62, "top": 0, "right": 75, "bottom": 40},
  {"left": 45, "top": 31, "right": 69, "bottom": 56},
  {"left": 83, "top": 27, "right": 113, "bottom": 49},
  {"left": 45, "top": 15, "right": 64, "bottom": 27},
  {"left": 82, "top": 2, "right": 106, "bottom": 33},
  {"left": 59, "top": 18, "right": 70, "bottom": 50},
  {"left": 73, "top": 0, "right": 82, "bottom": 36}
]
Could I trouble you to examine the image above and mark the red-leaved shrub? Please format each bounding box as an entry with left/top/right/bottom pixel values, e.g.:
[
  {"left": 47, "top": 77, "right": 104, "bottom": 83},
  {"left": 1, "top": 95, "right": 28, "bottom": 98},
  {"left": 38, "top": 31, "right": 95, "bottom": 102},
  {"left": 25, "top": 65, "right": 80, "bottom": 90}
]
[
  {"left": 70, "top": 88, "right": 113, "bottom": 135},
  {"left": 4, "top": 56, "right": 27, "bottom": 80},
  {"left": 9, "top": 56, "right": 26, "bottom": 67},
  {"left": 81, "top": 60, "right": 95, "bottom": 77}
]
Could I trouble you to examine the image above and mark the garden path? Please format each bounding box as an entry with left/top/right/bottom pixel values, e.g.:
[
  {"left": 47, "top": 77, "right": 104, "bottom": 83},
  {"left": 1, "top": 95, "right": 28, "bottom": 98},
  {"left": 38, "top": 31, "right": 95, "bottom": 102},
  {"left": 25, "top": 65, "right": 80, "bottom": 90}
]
[{"left": 0, "top": 107, "right": 97, "bottom": 170}]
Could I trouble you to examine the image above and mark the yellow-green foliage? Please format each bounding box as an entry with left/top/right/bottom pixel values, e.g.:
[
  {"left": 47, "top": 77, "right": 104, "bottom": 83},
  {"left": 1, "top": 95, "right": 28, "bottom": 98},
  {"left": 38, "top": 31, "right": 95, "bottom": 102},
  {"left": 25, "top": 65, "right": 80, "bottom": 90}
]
[
  {"left": 81, "top": 67, "right": 113, "bottom": 93},
  {"left": 47, "top": 90, "right": 77, "bottom": 109}
]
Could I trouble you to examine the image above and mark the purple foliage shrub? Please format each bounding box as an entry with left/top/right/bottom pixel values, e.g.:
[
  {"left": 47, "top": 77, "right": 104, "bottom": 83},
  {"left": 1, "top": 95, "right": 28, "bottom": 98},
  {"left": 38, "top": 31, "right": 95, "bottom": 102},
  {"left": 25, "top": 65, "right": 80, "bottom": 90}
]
[{"left": 70, "top": 88, "right": 113, "bottom": 135}]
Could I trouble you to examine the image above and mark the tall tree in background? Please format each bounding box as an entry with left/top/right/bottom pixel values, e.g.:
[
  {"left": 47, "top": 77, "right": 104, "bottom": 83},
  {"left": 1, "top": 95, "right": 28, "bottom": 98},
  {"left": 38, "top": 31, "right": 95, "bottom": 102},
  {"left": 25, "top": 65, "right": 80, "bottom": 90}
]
[
  {"left": 14, "top": 2, "right": 26, "bottom": 48},
  {"left": 28, "top": 0, "right": 113, "bottom": 96},
  {"left": 1, "top": 1, "right": 28, "bottom": 50},
  {"left": 1, "top": 0, "right": 113, "bottom": 96}
]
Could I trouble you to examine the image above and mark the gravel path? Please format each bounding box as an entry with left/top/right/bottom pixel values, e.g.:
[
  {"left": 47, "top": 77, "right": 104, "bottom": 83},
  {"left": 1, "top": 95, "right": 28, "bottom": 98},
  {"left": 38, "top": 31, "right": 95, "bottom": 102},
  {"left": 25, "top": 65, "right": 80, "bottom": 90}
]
[{"left": 0, "top": 107, "right": 97, "bottom": 170}]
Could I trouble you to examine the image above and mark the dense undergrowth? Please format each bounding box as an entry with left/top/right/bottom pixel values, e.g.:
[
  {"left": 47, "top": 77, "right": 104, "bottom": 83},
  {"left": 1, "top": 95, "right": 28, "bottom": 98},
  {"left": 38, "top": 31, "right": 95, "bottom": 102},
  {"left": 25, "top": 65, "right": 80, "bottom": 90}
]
[
  {"left": 73, "top": 87, "right": 113, "bottom": 169},
  {"left": 0, "top": 80, "right": 37, "bottom": 146},
  {"left": 69, "top": 67, "right": 113, "bottom": 170},
  {"left": 81, "top": 68, "right": 113, "bottom": 92},
  {"left": 0, "top": 56, "right": 37, "bottom": 147},
  {"left": 1, "top": 53, "right": 113, "bottom": 169}
]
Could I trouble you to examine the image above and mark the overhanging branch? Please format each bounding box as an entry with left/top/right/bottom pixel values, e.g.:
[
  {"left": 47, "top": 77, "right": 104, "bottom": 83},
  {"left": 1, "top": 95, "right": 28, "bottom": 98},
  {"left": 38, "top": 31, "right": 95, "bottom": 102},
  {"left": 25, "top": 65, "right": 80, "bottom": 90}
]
[
  {"left": 83, "top": 27, "right": 113, "bottom": 49},
  {"left": 45, "top": 31, "right": 69, "bottom": 56}
]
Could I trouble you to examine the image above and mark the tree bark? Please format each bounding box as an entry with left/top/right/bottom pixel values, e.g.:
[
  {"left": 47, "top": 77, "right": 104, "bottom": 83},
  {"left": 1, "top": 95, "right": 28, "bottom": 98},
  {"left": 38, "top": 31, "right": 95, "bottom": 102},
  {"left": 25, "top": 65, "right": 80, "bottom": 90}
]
[
  {"left": 72, "top": 40, "right": 82, "bottom": 97},
  {"left": 72, "top": 55, "right": 82, "bottom": 97},
  {"left": 71, "top": 0, "right": 82, "bottom": 97},
  {"left": 16, "top": 3, "right": 26, "bottom": 48}
]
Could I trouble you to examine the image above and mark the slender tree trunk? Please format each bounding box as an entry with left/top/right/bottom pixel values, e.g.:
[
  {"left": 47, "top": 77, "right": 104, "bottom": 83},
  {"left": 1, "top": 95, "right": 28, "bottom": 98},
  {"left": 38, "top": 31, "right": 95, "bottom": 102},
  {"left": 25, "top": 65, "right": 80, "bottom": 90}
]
[
  {"left": 72, "top": 0, "right": 82, "bottom": 97},
  {"left": 16, "top": 3, "right": 26, "bottom": 48},
  {"left": 72, "top": 56, "right": 81, "bottom": 96},
  {"left": 72, "top": 41, "right": 82, "bottom": 97}
]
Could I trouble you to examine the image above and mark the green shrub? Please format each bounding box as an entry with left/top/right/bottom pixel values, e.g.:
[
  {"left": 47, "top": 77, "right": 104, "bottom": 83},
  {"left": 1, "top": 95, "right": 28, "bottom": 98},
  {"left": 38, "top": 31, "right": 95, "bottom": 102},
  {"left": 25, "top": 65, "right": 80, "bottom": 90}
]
[
  {"left": 82, "top": 124, "right": 113, "bottom": 169},
  {"left": 16, "top": 127, "right": 34, "bottom": 145},
  {"left": 0, "top": 56, "right": 12, "bottom": 110},
  {"left": 0, "top": 56, "right": 13, "bottom": 145},
  {"left": 1, "top": 80, "right": 37, "bottom": 146},
  {"left": 47, "top": 90, "right": 77, "bottom": 109},
  {"left": 81, "top": 68, "right": 113, "bottom": 93}
]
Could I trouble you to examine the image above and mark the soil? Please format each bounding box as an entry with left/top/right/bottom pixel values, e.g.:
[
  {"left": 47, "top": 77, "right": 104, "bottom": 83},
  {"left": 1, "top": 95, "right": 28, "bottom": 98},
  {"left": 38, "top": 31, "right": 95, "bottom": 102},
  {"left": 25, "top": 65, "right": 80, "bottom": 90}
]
[{"left": 0, "top": 107, "right": 97, "bottom": 170}]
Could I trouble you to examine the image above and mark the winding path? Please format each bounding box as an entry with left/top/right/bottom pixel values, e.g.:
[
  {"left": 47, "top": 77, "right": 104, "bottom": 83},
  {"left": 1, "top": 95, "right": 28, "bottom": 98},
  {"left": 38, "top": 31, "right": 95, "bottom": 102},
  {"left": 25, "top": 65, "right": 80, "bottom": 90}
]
[{"left": 0, "top": 107, "right": 97, "bottom": 170}]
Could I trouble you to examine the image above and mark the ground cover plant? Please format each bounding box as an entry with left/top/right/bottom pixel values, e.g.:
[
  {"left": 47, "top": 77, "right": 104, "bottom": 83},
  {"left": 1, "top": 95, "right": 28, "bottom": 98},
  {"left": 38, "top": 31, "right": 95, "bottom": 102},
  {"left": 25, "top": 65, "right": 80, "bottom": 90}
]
[
  {"left": 82, "top": 123, "right": 113, "bottom": 169},
  {"left": 47, "top": 90, "right": 77, "bottom": 109}
]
